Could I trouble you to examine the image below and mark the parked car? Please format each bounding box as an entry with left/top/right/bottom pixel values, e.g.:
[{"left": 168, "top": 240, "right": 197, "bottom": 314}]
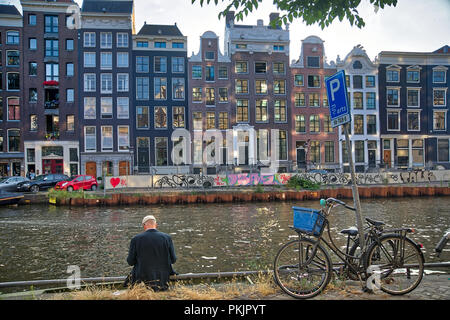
[
  {"left": 0, "top": 176, "right": 30, "bottom": 192},
  {"left": 16, "top": 174, "right": 69, "bottom": 193},
  {"left": 55, "top": 175, "right": 98, "bottom": 192}
]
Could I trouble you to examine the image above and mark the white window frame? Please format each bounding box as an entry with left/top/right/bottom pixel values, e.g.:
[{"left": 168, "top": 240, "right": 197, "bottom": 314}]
[
  {"left": 117, "top": 126, "right": 130, "bottom": 151},
  {"left": 407, "top": 88, "right": 420, "bottom": 108},
  {"left": 433, "top": 110, "right": 447, "bottom": 131},
  {"left": 84, "top": 126, "right": 97, "bottom": 152},
  {"left": 387, "top": 87, "right": 400, "bottom": 107},
  {"left": 433, "top": 88, "right": 447, "bottom": 107},
  {"left": 100, "top": 97, "right": 113, "bottom": 119},
  {"left": 83, "top": 97, "right": 96, "bottom": 119},
  {"left": 100, "top": 32, "right": 112, "bottom": 49},
  {"left": 117, "top": 73, "right": 129, "bottom": 92},
  {"left": 433, "top": 66, "right": 447, "bottom": 84},
  {"left": 84, "top": 73, "right": 96, "bottom": 92},
  {"left": 387, "top": 109, "right": 401, "bottom": 132},
  {"left": 117, "top": 97, "right": 129, "bottom": 119},
  {"left": 100, "top": 52, "right": 112, "bottom": 70},
  {"left": 100, "top": 73, "right": 113, "bottom": 94},
  {"left": 136, "top": 106, "right": 149, "bottom": 129},
  {"left": 101, "top": 126, "right": 113, "bottom": 152},
  {"left": 386, "top": 65, "right": 400, "bottom": 82},
  {"left": 83, "top": 32, "right": 96, "bottom": 48},
  {"left": 84, "top": 52, "right": 96, "bottom": 68},
  {"left": 407, "top": 110, "right": 421, "bottom": 132},
  {"left": 116, "top": 33, "right": 129, "bottom": 48},
  {"left": 117, "top": 52, "right": 129, "bottom": 68},
  {"left": 172, "top": 78, "right": 185, "bottom": 100},
  {"left": 406, "top": 66, "right": 421, "bottom": 83}
]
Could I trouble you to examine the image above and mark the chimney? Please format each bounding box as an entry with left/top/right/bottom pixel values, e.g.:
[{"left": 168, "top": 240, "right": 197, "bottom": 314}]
[
  {"left": 269, "top": 12, "right": 280, "bottom": 29},
  {"left": 226, "top": 11, "right": 235, "bottom": 27}
]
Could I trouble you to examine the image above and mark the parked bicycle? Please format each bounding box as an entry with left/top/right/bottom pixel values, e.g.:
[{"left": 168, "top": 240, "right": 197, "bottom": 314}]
[
  {"left": 435, "top": 231, "right": 450, "bottom": 258},
  {"left": 273, "top": 197, "right": 425, "bottom": 299}
]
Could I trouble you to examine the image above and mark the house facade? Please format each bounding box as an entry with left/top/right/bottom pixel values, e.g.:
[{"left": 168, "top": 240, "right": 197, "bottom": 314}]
[
  {"left": 336, "top": 45, "right": 380, "bottom": 172},
  {"left": 79, "top": 0, "right": 135, "bottom": 178}
]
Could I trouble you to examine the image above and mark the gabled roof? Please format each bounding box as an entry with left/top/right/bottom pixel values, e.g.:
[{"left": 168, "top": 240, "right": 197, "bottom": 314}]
[
  {"left": 81, "top": 0, "right": 133, "bottom": 14},
  {"left": 137, "top": 24, "right": 184, "bottom": 37},
  {"left": 0, "top": 4, "right": 21, "bottom": 16}
]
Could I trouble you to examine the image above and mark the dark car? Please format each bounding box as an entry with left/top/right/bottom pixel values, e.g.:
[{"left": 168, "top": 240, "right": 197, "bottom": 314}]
[
  {"left": 0, "top": 176, "right": 30, "bottom": 192},
  {"left": 16, "top": 174, "right": 69, "bottom": 193}
]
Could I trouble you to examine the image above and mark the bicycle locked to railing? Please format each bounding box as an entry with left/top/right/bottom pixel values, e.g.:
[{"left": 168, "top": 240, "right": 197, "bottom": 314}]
[{"left": 273, "top": 197, "right": 425, "bottom": 299}]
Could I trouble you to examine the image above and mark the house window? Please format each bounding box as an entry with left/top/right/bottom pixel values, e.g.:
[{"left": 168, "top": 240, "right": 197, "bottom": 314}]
[
  {"left": 172, "top": 42, "right": 184, "bottom": 48},
  {"left": 437, "top": 139, "right": 449, "bottom": 162},
  {"left": 45, "top": 40, "right": 58, "bottom": 57},
  {"left": 84, "top": 74, "right": 96, "bottom": 92},
  {"left": 6, "top": 51, "right": 20, "bottom": 66},
  {"left": 205, "top": 51, "right": 215, "bottom": 60},
  {"left": 355, "top": 141, "right": 365, "bottom": 163},
  {"left": 100, "top": 52, "right": 112, "bottom": 69},
  {"left": 66, "top": 89, "right": 74, "bottom": 103},
  {"left": 84, "top": 52, "right": 96, "bottom": 68},
  {"left": 154, "top": 106, "right": 167, "bottom": 128},
  {"left": 366, "top": 75, "right": 375, "bottom": 87},
  {"left": 44, "top": 15, "right": 58, "bottom": 33},
  {"left": 295, "top": 115, "right": 306, "bottom": 133},
  {"left": 6, "top": 31, "right": 19, "bottom": 45},
  {"left": 278, "top": 131, "right": 288, "bottom": 160},
  {"left": 29, "top": 38, "right": 37, "bottom": 50},
  {"left": 235, "top": 79, "right": 248, "bottom": 94},
  {"left": 353, "top": 61, "right": 363, "bottom": 69},
  {"left": 354, "top": 115, "right": 364, "bottom": 134},
  {"left": 323, "top": 94, "right": 328, "bottom": 107},
  {"left": 117, "top": 33, "right": 128, "bottom": 48},
  {"left": 218, "top": 66, "right": 228, "bottom": 79},
  {"left": 307, "top": 75, "right": 320, "bottom": 88},
  {"left": 172, "top": 78, "right": 185, "bottom": 100},
  {"left": 255, "top": 80, "right": 267, "bottom": 94},
  {"left": 397, "top": 139, "right": 409, "bottom": 167},
  {"left": 255, "top": 62, "right": 267, "bottom": 74},
  {"left": 29, "top": 62, "right": 38, "bottom": 76},
  {"left": 310, "top": 141, "right": 320, "bottom": 163},
  {"left": 236, "top": 100, "right": 249, "bottom": 122},
  {"left": 192, "top": 65, "right": 202, "bottom": 79},
  {"left": 307, "top": 56, "right": 320, "bottom": 68},
  {"left": 172, "top": 57, "right": 184, "bottom": 73},
  {"left": 7, "top": 129, "right": 20, "bottom": 152},
  {"left": 309, "top": 115, "right": 320, "bottom": 133},
  {"left": 219, "top": 112, "right": 228, "bottom": 130},
  {"left": 205, "top": 66, "right": 215, "bottom": 81},
  {"left": 66, "top": 115, "right": 74, "bottom": 132},
  {"left": 117, "top": 73, "right": 129, "bottom": 92},
  {"left": 295, "top": 93, "right": 306, "bottom": 107},
  {"left": 255, "top": 99, "right": 268, "bottom": 122},
  {"left": 218, "top": 88, "right": 228, "bottom": 102},
  {"left": 7, "top": 98, "right": 19, "bottom": 120},
  {"left": 273, "top": 45, "right": 284, "bottom": 51},
  {"left": 407, "top": 89, "right": 420, "bottom": 107},
  {"left": 353, "top": 92, "right": 363, "bottom": 109},
  {"left": 155, "top": 137, "right": 168, "bottom": 166},
  {"left": 136, "top": 56, "right": 149, "bottom": 73},
  {"left": 433, "top": 89, "right": 446, "bottom": 106},
  {"left": 136, "top": 41, "right": 148, "bottom": 48},
  {"left": 193, "top": 112, "right": 202, "bottom": 130},
  {"left": 205, "top": 88, "right": 215, "bottom": 105},
  {"left": 136, "top": 106, "right": 149, "bottom": 129},
  {"left": 100, "top": 74, "right": 113, "bottom": 93},
  {"left": 66, "top": 39, "right": 74, "bottom": 51},
  {"left": 274, "top": 100, "right": 286, "bottom": 122},
  {"left": 324, "top": 115, "right": 332, "bottom": 133},
  {"left": 30, "top": 115, "right": 38, "bottom": 131},
  {"left": 117, "top": 97, "right": 130, "bottom": 119},
  {"left": 433, "top": 69, "right": 446, "bottom": 83},
  {"left": 294, "top": 74, "right": 304, "bottom": 86},
  {"left": 100, "top": 97, "right": 113, "bottom": 119},
  {"left": 387, "top": 110, "right": 400, "bottom": 131},
  {"left": 273, "top": 62, "right": 285, "bottom": 74},
  {"left": 84, "top": 97, "right": 96, "bottom": 119},
  {"left": 386, "top": 69, "right": 399, "bottom": 82},
  {"left": 324, "top": 141, "right": 334, "bottom": 163},
  {"left": 192, "top": 87, "right": 202, "bottom": 102},
  {"left": 100, "top": 32, "right": 112, "bottom": 48},
  {"left": 101, "top": 126, "right": 113, "bottom": 151},
  {"left": 353, "top": 75, "right": 363, "bottom": 89},
  {"left": 154, "top": 57, "right": 167, "bottom": 73},
  {"left": 407, "top": 111, "right": 420, "bottom": 131},
  {"left": 407, "top": 69, "right": 420, "bottom": 82},
  {"left": 117, "top": 52, "right": 129, "bottom": 68},
  {"left": 45, "top": 63, "right": 59, "bottom": 81},
  {"left": 206, "top": 112, "right": 215, "bottom": 129},
  {"left": 387, "top": 88, "right": 399, "bottom": 106},
  {"left": 118, "top": 126, "right": 129, "bottom": 151},
  {"left": 367, "top": 115, "right": 377, "bottom": 135},
  {"left": 84, "top": 32, "right": 95, "bottom": 47},
  {"left": 433, "top": 111, "right": 446, "bottom": 131},
  {"left": 28, "top": 14, "right": 36, "bottom": 26},
  {"left": 235, "top": 61, "right": 248, "bottom": 74},
  {"left": 136, "top": 77, "right": 149, "bottom": 100},
  {"left": 66, "top": 63, "right": 74, "bottom": 77},
  {"left": 155, "top": 42, "right": 166, "bottom": 48},
  {"left": 173, "top": 107, "right": 185, "bottom": 128},
  {"left": 84, "top": 127, "right": 96, "bottom": 152},
  {"left": 154, "top": 77, "right": 167, "bottom": 100},
  {"left": 274, "top": 80, "right": 286, "bottom": 94},
  {"left": 309, "top": 93, "right": 320, "bottom": 107}
]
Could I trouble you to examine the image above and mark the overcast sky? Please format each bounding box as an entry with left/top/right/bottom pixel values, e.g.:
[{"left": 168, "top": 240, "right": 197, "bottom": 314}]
[{"left": 4, "top": 0, "right": 450, "bottom": 63}]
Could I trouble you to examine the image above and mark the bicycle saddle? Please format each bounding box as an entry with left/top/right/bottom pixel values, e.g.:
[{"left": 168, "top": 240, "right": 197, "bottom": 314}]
[
  {"left": 340, "top": 227, "right": 358, "bottom": 236},
  {"left": 366, "top": 217, "right": 385, "bottom": 227}
]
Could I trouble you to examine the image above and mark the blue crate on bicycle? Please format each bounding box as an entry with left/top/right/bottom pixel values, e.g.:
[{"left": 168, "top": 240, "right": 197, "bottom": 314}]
[{"left": 293, "top": 206, "right": 325, "bottom": 236}]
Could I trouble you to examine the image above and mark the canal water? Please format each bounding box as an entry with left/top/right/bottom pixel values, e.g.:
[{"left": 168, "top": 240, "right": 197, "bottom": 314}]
[{"left": 0, "top": 197, "right": 449, "bottom": 284}]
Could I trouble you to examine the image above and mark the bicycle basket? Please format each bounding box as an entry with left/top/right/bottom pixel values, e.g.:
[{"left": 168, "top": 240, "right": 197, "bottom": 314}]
[{"left": 293, "top": 206, "right": 325, "bottom": 236}]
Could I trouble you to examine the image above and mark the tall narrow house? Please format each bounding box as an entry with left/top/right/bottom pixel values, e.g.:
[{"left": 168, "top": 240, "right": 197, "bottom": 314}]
[
  {"left": 79, "top": 0, "right": 135, "bottom": 177},
  {"left": 21, "top": 0, "right": 80, "bottom": 176}
]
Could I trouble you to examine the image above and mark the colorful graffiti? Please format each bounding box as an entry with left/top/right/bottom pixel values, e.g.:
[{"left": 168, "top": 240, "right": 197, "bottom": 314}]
[{"left": 215, "top": 173, "right": 291, "bottom": 186}]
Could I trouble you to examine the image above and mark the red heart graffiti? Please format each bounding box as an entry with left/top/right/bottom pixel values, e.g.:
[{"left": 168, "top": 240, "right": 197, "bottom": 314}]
[{"left": 110, "top": 178, "right": 120, "bottom": 188}]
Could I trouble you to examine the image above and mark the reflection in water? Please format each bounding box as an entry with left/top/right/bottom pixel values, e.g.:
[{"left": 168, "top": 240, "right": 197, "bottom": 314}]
[{"left": 0, "top": 197, "right": 449, "bottom": 283}]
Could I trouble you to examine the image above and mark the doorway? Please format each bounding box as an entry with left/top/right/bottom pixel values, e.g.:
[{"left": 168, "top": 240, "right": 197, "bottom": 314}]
[
  {"left": 119, "top": 161, "right": 130, "bottom": 176},
  {"left": 383, "top": 150, "right": 391, "bottom": 168},
  {"left": 42, "top": 159, "right": 63, "bottom": 174},
  {"left": 85, "top": 162, "right": 97, "bottom": 177}
]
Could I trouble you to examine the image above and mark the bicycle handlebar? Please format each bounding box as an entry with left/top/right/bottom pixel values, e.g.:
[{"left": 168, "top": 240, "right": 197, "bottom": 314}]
[{"left": 325, "top": 197, "right": 356, "bottom": 211}]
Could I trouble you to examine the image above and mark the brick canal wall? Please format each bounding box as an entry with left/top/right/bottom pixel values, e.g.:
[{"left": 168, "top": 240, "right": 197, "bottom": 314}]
[{"left": 21, "top": 185, "right": 450, "bottom": 206}]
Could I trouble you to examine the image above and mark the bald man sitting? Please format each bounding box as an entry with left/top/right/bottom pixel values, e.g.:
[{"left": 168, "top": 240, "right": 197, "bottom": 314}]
[{"left": 126, "top": 215, "right": 177, "bottom": 291}]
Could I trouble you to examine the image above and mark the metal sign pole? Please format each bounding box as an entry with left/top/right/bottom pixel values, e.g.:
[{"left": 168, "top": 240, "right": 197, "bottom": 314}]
[{"left": 343, "top": 123, "right": 365, "bottom": 250}]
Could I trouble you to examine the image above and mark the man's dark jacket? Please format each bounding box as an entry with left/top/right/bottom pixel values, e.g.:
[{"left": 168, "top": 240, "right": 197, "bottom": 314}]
[{"left": 126, "top": 229, "right": 176, "bottom": 290}]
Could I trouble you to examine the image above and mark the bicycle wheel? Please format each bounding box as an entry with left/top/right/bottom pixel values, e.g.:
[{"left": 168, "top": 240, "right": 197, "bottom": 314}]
[
  {"left": 274, "top": 238, "right": 332, "bottom": 299},
  {"left": 365, "top": 234, "right": 424, "bottom": 295}
]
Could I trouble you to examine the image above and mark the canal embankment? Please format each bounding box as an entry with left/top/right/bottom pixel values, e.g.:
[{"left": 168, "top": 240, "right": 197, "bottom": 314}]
[{"left": 17, "top": 184, "right": 450, "bottom": 206}]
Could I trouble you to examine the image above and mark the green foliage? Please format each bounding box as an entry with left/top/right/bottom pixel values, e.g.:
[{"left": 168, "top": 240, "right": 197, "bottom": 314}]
[
  {"left": 254, "top": 184, "right": 264, "bottom": 193},
  {"left": 287, "top": 175, "right": 320, "bottom": 190},
  {"left": 192, "top": 0, "right": 398, "bottom": 29},
  {"left": 48, "top": 188, "right": 107, "bottom": 200}
]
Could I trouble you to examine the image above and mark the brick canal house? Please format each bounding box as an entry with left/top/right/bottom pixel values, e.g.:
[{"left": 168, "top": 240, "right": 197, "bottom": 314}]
[
  {"left": 188, "top": 30, "right": 232, "bottom": 174},
  {"left": 132, "top": 22, "right": 188, "bottom": 174},
  {"left": 336, "top": 45, "right": 380, "bottom": 173},
  {"left": 378, "top": 49, "right": 450, "bottom": 169},
  {"left": 0, "top": 5, "right": 24, "bottom": 176},
  {"left": 79, "top": 0, "right": 135, "bottom": 177},
  {"left": 21, "top": 0, "right": 80, "bottom": 177},
  {"left": 223, "top": 12, "right": 291, "bottom": 173},
  {"left": 290, "top": 36, "right": 339, "bottom": 172}
]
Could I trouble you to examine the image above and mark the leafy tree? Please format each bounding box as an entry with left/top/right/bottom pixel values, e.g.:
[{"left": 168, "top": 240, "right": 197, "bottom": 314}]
[{"left": 191, "top": 0, "right": 398, "bottom": 28}]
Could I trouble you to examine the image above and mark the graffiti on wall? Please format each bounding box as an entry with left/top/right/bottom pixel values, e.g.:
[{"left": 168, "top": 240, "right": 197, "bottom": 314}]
[
  {"left": 214, "top": 173, "right": 291, "bottom": 186},
  {"left": 154, "top": 175, "right": 215, "bottom": 188}
]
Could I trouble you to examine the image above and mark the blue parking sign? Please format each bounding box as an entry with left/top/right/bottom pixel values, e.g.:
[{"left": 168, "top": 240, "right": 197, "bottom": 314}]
[{"left": 325, "top": 70, "right": 351, "bottom": 128}]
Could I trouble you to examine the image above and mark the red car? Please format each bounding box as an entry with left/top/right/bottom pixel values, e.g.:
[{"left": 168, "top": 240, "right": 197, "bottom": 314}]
[{"left": 55, "top": 175, "right": 98, "bottom": 191}]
